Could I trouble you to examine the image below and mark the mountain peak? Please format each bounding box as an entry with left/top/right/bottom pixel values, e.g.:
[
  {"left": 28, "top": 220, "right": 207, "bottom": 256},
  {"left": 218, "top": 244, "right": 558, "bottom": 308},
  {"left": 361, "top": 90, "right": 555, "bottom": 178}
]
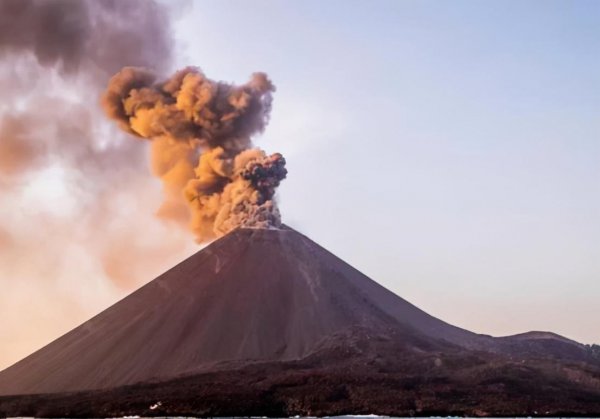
[
  {"left": 1, "top": 228, "right": 600, "bottom": 416},
  {"left": 0, "top": 226, "right": 474, "bottom": 395}
]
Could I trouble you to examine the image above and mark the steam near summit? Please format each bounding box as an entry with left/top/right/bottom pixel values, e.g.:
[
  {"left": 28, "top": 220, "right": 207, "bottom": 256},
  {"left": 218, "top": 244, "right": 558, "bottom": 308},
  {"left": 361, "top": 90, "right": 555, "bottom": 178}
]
[{"left": 102, "top": 67, "right": 287, "bottom": 242}]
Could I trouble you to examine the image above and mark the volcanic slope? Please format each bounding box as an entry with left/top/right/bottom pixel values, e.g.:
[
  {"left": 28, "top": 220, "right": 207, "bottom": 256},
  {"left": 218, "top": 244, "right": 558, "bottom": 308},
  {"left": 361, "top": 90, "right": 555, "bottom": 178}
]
[
  {"left": 1, "top": 227, "right": 599, "bottom": 417},
  {"left": 0, "top": 227, "right": 479, "bottom": 395}
]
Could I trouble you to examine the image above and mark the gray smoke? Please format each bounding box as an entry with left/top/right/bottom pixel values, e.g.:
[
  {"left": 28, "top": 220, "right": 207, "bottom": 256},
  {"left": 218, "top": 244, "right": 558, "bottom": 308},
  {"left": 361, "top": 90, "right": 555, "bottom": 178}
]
[
  {"left": 0, "top": 0, "right": 172, "bottom": 78},
  {"left": 0, "top": 0, "right": 181, "bottom": 288},
  {"left": 0, "top": 0, "right": 173, "bottom": 179}
]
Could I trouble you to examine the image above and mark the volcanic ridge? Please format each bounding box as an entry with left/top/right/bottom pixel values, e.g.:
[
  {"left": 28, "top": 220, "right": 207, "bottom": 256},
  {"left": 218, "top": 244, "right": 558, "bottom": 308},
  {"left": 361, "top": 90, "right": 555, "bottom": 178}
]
[{"left": 1, "top": 227, "right": 599, "bottom": 417}]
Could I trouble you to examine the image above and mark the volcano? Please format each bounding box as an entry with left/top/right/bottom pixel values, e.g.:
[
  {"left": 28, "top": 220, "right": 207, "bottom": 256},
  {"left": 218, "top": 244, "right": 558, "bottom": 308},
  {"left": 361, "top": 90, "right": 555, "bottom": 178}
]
[{"left": 1, "top": 227, "right": 600, "bottom": 417}]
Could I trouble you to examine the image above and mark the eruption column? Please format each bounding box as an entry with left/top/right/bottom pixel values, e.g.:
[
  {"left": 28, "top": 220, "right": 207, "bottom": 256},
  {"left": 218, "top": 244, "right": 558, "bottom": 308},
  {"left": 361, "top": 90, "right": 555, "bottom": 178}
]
[{"left": 102, "top": 67, "right": 287, "bottom": 242}]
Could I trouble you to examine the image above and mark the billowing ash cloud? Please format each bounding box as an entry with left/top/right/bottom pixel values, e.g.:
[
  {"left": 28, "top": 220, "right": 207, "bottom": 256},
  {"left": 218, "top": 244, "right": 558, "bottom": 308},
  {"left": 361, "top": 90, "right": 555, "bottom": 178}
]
[{"left": 102, "top": 67, "right": 287, "bottom": 242}]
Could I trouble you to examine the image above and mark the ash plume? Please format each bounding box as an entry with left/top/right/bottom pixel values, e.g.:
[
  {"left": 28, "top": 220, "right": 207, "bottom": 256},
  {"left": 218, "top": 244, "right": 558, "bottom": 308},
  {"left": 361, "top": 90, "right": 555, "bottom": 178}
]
[{"left": 103, "top": 67, "right": 287, "bottom": 242}]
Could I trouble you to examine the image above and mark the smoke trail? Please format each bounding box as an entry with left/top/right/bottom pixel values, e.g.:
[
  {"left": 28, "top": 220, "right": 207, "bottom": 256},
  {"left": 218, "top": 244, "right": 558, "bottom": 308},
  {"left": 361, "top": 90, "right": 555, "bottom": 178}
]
[
  {"left": 0, "top": 0, "right": 188, "bottom": 290},
  {"left": 102, "top": 67, "right": 287, "bottom": 242},
  {"left": 0, "top": 0, "right": 172, "bottom": 78},
  {"left": 0, "top": 0, "right": 173, "bottom": 179}
]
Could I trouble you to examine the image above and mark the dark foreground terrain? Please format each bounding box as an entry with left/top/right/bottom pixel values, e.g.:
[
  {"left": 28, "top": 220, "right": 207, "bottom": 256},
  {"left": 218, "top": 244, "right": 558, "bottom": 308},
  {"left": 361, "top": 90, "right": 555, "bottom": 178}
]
[
  {"left": 2, "top": 326, "right": 600, "bottom": 417},
  {"left": 1, "top": 228, "right": 599, "bottom": 417}
]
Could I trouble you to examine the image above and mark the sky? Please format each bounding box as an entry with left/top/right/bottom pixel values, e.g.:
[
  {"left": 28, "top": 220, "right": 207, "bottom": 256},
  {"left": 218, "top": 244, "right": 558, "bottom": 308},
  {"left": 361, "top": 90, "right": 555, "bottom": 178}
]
[{"left": 1, "top": 0, "right": 599, "bottom": 370}]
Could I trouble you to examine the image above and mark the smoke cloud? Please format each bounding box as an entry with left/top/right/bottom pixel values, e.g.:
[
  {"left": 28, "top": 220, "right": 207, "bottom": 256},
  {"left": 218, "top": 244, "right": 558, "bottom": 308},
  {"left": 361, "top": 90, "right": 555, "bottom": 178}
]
[
  {"left": 0, "top": 0, "right": 189, "bottom": 288},
  {"left": 0, "top": 0, "right": 172, "bottom": 77},
  {"left": 0, "top": 0, "right": 173, "bottom": 183},
  {"left": 102, "top": 67, "right": 287, "bottom": 242},
  {"left": 0, "top": 114, "right": 47, "bottom": 176}
]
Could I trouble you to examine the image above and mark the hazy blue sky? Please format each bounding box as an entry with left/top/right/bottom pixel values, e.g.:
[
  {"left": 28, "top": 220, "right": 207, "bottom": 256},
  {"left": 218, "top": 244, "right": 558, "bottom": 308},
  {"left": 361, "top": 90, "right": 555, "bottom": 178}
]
[{"left": 175, "top": 0, "right": 600, "bottom": 342}]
